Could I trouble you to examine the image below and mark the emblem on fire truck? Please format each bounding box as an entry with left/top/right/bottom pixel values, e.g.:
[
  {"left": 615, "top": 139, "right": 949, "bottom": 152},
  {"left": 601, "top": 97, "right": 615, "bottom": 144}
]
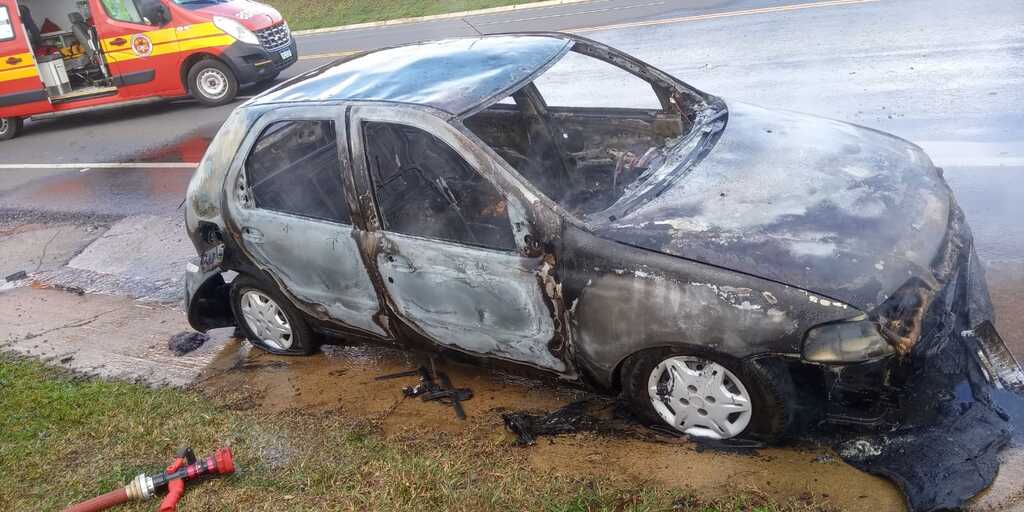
[{"left": 131, "top": 34, "right": 154, "bottom": 57}]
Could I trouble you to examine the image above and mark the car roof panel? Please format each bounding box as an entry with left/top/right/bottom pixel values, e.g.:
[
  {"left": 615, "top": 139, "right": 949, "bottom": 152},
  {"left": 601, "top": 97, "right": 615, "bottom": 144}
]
[{"left": 251, "top": 35, "right": 572, "bottom": 115}]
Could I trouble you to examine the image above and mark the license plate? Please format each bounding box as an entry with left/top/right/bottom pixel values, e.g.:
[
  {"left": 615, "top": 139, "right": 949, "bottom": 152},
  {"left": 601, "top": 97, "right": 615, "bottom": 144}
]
[
  {"left": 280, "top": 49, "right": 292, "bottom": 61},
  {"left": 967, "top": 321, "right": 1024, "bottom": 392},
  {"left": 200, "top": 244, "right": 224, "bottom": 272}
]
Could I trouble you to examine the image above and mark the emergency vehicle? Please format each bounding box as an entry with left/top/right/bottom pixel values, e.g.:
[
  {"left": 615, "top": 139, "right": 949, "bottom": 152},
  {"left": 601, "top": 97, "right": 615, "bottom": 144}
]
[{"left": 0, "top": 0, "right": 296, "bottom": 140}]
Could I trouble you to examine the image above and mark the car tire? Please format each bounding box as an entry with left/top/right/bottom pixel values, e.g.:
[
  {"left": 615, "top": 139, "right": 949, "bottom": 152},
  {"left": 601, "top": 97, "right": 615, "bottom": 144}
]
[
  {"left": 188, "top": 59, "right": 239, "bottom": 107},
  {"left": 0, "top": 117, "right": 23, "bottom": 140},
  {"left": 230, "top": 275, "right": 317, "bottom": 355},
  {"left": 620, "top": 347, "right": 792, "bottom": 443}
]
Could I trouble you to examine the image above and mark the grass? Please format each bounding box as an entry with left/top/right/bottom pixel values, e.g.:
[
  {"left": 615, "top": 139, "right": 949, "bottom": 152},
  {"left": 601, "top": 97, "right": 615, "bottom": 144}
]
[
  {"left": 0, "top": 356, "right": 830, "bottom": 511},
  {"left": 268, "top": 0, "right": 550, "bottom": 32}
]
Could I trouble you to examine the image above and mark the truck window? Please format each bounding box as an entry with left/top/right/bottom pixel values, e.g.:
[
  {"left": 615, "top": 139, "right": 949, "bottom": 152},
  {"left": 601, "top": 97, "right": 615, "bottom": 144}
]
[
  {"left": 0, "top": 6, "right": 14, "bottom": 41},
  {"left": 245, "top": 120, "right": 352, "bottom": 225},
  {"left": 100, "top": 0, "right": 146, "bottom": 24}
]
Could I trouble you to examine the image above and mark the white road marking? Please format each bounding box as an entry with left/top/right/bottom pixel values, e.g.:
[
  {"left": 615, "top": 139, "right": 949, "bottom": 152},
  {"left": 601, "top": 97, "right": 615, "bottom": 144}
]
[
  {"left": 298, "top": 50, "right": 360, "bottom": 61},
  {"left": 0, "top": 162, "right": 198, "bottom": 170}
]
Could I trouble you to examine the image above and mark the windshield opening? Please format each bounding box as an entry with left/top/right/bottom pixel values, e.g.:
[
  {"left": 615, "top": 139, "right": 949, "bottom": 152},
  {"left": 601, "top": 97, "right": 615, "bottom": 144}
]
[{"left": 463, "top": 46, "right": 711, "bottom": 221}]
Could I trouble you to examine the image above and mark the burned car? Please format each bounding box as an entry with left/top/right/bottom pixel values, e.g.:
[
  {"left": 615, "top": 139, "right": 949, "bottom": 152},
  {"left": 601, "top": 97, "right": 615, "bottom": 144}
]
[{"left": 184, "top": 33, "right": 1023, "bottom": 442}]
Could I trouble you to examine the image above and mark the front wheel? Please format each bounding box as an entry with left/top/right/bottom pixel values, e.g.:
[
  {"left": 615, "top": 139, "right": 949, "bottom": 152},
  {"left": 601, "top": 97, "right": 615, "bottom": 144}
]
[
  {"left": 230, "top": 275, "right": 317, "bottom": 355},
  {"left": 188, "top": 59, "right": 239, "bottom": 107},
  {"left": 621, "top": 348, "right": 793, "bottom": 442},
  {"left": 0, "top": 117, "right": 23, "bottom": 140}
]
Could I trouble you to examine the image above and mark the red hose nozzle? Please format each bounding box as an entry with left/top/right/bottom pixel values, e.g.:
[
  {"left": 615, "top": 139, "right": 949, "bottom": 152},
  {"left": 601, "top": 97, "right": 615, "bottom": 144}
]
[{"left": 213, "top": 447, "right": 235, "bottom": 475}]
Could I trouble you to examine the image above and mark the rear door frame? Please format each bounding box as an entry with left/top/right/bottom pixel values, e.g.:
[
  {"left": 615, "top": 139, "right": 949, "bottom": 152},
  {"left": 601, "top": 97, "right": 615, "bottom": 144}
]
[{"left": 222, "top": 103, "right": 390, "bottom": 340}]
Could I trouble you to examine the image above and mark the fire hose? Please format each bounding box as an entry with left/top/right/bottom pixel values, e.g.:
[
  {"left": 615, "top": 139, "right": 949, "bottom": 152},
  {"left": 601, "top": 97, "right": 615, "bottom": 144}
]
[{"left": 64, "top": 447, "right": 234, "bottom": 512}]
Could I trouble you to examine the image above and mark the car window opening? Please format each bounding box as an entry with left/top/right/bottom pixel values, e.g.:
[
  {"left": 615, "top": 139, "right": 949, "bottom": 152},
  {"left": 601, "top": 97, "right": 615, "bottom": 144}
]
[
  {"left": 363, "top": 121, "right": 517, "bottom": 252},
  {"left": 245, "top": 120, "right": 352, "bottom": 225},
  {"left": 464, "top": 48, "right": 693, "bottom": 219}
]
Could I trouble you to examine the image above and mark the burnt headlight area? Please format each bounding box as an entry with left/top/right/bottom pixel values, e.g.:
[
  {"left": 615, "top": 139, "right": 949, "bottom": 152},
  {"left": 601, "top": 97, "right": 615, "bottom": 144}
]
[{"left": 802, "top": 316, "right": 895, "bottom": 363}]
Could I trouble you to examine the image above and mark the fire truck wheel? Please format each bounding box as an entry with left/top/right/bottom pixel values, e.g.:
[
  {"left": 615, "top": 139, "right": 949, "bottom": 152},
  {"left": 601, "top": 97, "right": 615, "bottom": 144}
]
[
  {"left": 0, "top": 117, "right": 23, "bottom": 141},
  {"left": 188, "top": 59, "right": 239, "bottom": 107}
]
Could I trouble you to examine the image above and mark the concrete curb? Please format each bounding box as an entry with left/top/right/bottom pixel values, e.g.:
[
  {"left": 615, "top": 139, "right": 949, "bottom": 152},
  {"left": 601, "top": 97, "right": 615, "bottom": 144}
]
[{"left": 292, "top": 0, "right": 593, "bottom": 36}]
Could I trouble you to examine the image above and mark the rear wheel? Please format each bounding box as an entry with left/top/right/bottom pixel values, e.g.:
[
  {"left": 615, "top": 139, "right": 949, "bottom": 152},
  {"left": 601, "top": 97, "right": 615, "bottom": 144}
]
[
  {"left": 621, "top": 348, "right": 792, "bottom": 442},
  {"left": 230, "top": 275, "right": 317, "bottom": 355},
  {"left": 0, "top": 117, "right": 23, "bottom": 140},
  {"left": 188, "top": 59, "right": 238, "bottom": 107}
]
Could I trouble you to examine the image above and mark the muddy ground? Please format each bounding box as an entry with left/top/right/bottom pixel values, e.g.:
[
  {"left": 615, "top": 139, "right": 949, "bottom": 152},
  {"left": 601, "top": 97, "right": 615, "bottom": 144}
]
[{"left": 198, "top": 338, "right": 910, "bottom": 512}]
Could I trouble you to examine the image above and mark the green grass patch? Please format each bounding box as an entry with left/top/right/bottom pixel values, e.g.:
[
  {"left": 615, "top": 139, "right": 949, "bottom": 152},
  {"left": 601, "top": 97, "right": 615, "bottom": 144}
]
[
  {"left": 0, "top": 357, "right": 829, "bottom": 511},
  {"left": 268, "top": 0, "right": 548, "bottom": 32}
]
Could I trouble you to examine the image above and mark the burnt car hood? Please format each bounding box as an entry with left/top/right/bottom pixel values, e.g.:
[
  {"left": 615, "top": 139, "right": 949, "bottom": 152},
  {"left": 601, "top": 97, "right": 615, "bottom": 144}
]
[{"left": 593, "top": 102, "right": 953, "bottom": 310}]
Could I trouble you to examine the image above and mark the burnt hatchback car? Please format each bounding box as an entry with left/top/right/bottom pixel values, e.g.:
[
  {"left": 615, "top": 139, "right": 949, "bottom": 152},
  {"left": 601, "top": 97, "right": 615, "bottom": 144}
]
[{"left": 184, "top": 33, "right": 1023, "bottom": 441}]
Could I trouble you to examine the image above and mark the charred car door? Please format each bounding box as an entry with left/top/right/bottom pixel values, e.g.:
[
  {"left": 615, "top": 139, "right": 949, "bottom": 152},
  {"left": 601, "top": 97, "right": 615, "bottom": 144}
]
[
  {"left": 225, "top": 105, "right": 386, "bottom": 338},
  {"left": 349, "top": 105, "right": 566, "bottom": 373}
]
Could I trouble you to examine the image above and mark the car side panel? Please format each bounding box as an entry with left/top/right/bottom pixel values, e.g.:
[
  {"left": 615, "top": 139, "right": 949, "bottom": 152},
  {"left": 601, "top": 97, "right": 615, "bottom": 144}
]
[
  {"left": 560, "top": 225, "right": 859, "bottom": 388},
  {"left": 374, "top": 231, "right": 563, "bottom": 371},
  {"left": 237, "top": 210, "right": 386, "bottom": 337}
]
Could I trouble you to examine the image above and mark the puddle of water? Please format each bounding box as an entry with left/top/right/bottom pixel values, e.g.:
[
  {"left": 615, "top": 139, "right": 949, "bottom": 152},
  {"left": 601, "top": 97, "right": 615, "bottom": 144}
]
[{"left": 137, "top": 132, "right": 215, "bottom": 163}]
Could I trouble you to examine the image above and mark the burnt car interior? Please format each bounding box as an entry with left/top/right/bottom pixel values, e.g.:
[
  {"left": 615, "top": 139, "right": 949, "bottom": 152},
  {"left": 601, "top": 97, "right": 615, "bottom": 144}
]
[
  {"left": 364, "top": 121, "right": 518, "bottom": 251},
  {"left": 464, "top": 48, "right": 690, "bottom": 217},
  {"left": 246, "top": 120, "right": 352, "bottom": 224}
]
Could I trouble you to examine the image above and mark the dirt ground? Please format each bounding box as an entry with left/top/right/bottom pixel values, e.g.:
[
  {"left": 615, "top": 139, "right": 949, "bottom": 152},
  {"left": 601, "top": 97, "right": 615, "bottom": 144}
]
[{"left": 198, "top": 339, "right": 905, "bottom": 512}]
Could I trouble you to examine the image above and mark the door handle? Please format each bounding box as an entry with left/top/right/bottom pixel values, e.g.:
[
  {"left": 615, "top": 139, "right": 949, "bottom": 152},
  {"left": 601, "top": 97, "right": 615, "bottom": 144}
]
[
  {"left": 241, "top": 227, "right": 264, "bottom": 244},
  {"left": 111, "top": 37, "right": 127, "bottom": 46},
  {"left": 5, "top": 57, "right": 22, "bottom": 65}
]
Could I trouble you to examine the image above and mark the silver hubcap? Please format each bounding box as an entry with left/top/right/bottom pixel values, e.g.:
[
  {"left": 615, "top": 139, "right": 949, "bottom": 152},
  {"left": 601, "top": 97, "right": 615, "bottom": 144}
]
[
  {"left": 197, "top": 68, "right": 229, "bottom": 100},
  {"left": 240, "top": 290, "right": 293, "bottom": 350},
  {"left": 648, "top": 356, "right": 753, "bottom": 439},
  {"left": 0, "top": 118, "right": 9, "bottom": 135}
]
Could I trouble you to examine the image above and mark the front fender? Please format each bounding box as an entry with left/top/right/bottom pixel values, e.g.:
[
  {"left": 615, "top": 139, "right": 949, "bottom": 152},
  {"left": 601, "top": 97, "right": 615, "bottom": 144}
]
[
  {"left": 559, "top": 225, "right": 858, "bottom": 389},
  {"left": 185, "top": 261, "right": 235, "bottom": 332}
]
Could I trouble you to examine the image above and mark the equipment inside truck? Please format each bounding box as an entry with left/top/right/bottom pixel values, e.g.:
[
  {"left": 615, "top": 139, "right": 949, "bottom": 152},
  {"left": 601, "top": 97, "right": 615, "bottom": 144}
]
[{"left": 16, "top": 0, "right": 118, "bottom": 101}]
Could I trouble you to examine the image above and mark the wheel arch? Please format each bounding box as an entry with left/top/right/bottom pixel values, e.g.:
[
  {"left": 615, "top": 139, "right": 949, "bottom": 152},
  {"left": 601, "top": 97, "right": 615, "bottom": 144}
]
[{"left": 186, "top": 271, "right": 235, "bottom": 332}]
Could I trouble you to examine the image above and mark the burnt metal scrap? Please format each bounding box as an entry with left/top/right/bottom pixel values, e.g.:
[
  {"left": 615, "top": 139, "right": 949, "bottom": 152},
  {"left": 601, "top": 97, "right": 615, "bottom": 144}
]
[
  {"left": 168, "top": 331, "right": 210, "bottom": 356},
  {"left": 378, "top": 365, "right": 473, "bottom": 420},
  {"left": 502, "top": 401, "right": 600, "bottom": 446},
  {"left": 181, "top": 32, "right": 1024, "bottom": 511}
]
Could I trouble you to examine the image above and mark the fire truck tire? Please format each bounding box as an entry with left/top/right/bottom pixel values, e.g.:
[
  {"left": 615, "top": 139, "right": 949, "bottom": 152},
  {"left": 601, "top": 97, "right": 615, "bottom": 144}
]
[
  {"left": 188, "top": 59, "right": 239, "bottom": 107},
  {"left": 0, "top": 117, "right": 23, "bottom": 140}
]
